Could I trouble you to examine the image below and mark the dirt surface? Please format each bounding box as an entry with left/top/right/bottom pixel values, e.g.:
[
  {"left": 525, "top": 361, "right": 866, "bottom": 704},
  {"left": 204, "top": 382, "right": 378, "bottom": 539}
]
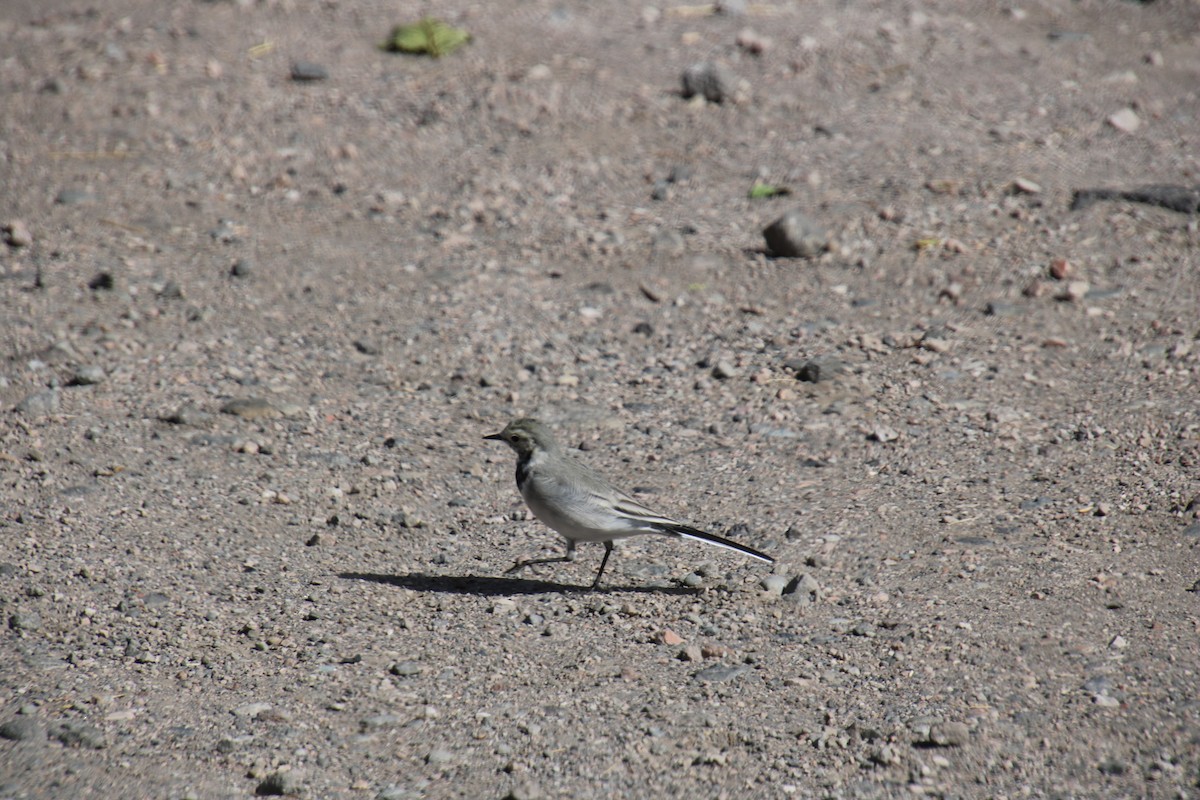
[{"left": 2, "top": 0, "right": 1199, "bottom": 797}]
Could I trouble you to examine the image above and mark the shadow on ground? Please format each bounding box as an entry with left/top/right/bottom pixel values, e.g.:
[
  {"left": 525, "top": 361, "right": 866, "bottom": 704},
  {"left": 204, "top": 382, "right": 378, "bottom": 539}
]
[{"left": 339, "top": 572, "right": 700, "bottom": 596}]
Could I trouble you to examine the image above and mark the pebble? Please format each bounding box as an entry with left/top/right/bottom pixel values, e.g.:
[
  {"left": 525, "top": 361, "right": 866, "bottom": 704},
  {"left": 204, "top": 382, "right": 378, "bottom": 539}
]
[
  {"left": 3, "top": 220, "right": 32, "bottom": 247},
  {"left": 1107, "top": 107, "right": 1141, "bottom": 133},
  {"left": 389, "top": 661, "right": 423, "bottom": 677},
  {"left": 256, "top": 768, "right": 304, "bottom": 796},
  {"left": 290, "top": 61, "right": 329, "bottom": 81},
  {"left": 783, "top": 573, "right": 821, "bottom": 601},
  {"left": 69, "top": 365, "right": 106, "bottom": 386},
  {"left": 426, "top": 748, "right": 454, "bottom": 765},
  {"left": 693, "top": 664, "right": 749, "bottom": 682},
  {"left": 0, "top": 717, "right": 44, "bottom": 742},
  {"left": 678, "top": 645, "right": 704, "bottom": 662},
  {"left": 89, "top": 272, "right": 116, "bottom": 290},
  {"left": 361, "top": 714, "right": 404, "bottom": 732},
  {"left": 657, "top": 629, "right": 684, "bottom": 646},
  {"left": 161, "top": 404, "right": 211, "bottom": 426},
  {"left": 712, "top": 360, "right": 739, "bottom": 380},
  {"left": 221, "top": 398, "right": 282, "bottom": 420},
  {"left": 736, "top": 28, "right": 770, "bottom": 55},
  {"left": 232, "top": 702, "right": 273, "bottom": 719},
  {"left": 230, "top": 258, "right": 254, "bottom": 278},
  {"left": 1056, "top": 281, "right": 1090, "bottom": 302},
  {"left": 761, "top": 574, "right": 790, "bottom": 595},
  {"left": 1011, "top": 177, "right": 1042, "bottom": 194},
  {"left": 926, "top": 721, "right": 970, "bottom": 747},
  {"left": 377, "top": 789, "right": 419, "bottom": 800},
  {"left": 788, "top": 356, "right": 844, "bottom": 383},
  {"left": 681, "top": 61, "right": 737, "bottom": 103},
  {"left": 503, "top": 784, "right": 544, "bottom": 800},
  {"left": 8, "top": 611, "right": 42, "bottom": 631},
  {"left": 15, "top": 390, "right": 60, "bottom": 416},
  {"left": 763, "top": 210, "right": 828, "bottom": 258},
  {"left": 55, "top": 188, "right": 97, "bottom": 205},
  {"left": 51, "top": 721, "right": 106, "bottom": 749},
  {"left": 869, "top": 424, "right": 900, "bottom": 443}
]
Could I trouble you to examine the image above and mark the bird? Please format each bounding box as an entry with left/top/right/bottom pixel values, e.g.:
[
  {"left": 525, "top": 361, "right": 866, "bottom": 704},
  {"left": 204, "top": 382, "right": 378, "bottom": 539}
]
[{"left": 484, "top": 417, "right": 774, "bottom": 589}]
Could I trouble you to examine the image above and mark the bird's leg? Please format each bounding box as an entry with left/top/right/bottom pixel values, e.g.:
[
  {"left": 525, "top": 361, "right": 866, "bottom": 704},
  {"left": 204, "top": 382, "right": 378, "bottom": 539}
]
[
  {"left": 589, "top": 540, "right": 614, "bottom": 590},
  {"left": 505, "top": 540, "right": 577, "bottom": 575}
]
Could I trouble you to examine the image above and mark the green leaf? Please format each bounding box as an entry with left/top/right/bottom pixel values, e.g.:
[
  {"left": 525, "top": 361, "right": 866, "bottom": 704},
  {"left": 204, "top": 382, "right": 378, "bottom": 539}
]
[
  {"left": 748, "top": 181, "right": 791, "bottom": 199},
  {"left": 382, "top": 18, "right": 471, "bottom": 57}
]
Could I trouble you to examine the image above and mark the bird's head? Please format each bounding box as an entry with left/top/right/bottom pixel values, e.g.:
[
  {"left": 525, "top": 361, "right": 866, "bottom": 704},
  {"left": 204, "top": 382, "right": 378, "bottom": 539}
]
[{"left": 483, "top": 417, "right": 558, "bottom": 457}]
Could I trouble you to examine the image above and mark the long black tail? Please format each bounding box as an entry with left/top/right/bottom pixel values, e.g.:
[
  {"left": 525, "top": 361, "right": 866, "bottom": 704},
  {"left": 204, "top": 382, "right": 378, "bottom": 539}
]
[{"left": 660, "top": 524, "right": 774, "bottom": 563}]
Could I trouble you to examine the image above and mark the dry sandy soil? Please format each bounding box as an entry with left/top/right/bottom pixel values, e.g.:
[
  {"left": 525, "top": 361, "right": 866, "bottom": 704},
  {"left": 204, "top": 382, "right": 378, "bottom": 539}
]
[{"left": 2, "top": 0, "right": 1199, "bottom": 797}]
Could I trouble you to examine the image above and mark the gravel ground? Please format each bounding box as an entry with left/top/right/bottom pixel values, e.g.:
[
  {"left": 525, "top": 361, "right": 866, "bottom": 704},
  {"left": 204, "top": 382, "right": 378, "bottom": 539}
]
[{"left": 2, "top": 0, "right": 1199, "bottom": 798}]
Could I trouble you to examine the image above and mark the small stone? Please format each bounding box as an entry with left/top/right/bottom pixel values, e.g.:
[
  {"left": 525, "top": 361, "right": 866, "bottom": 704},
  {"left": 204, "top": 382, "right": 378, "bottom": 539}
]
[
  {"left": 232, "top": 702, "right": 273, "bottom": 719},
  {"left": 783, "top": 573, "right": 822, "bottom": 600},
  {"left": 1048, "top": 257, "right": 1071, "bottom": 280},
  {"left": 376, "top": 789, "right": 418, "bottom": 800},
  {"left": 1023, "top": 279, "right": 1046, "bottom": 298},
  {"left": 55, "top": 188, "right": 97, "bottom": 205},
  {"left": 51, "top": 721, "right": 106, "bottom": 749},
  {"left": 927, "top": 721, "right": 970, "bottom": 747},
  {"left": 389, "top": 661, "right": 423, "bottom": 677},
  {"left": 984, "top": 301, "right": 1019, "bottom": 316},
  {"left": 1107, "top": 107, "right": 1141, "bottom": 133},
  {"left": 3, "top": 220, "right": 32, "bottom": 248},
  {"left": 221, "top": 398, "right": 282, "bottom": 420},
  {"left": 760, "top": 574, "right": 790, "bottom": 595},
  {"left": 657, "top": 629, "right": 684, "bottom": 646},
  {"left": 16, "top": 390, "right": 60, "bottom": 416},
  {"left": 256, "top": 768, "right": 303, "bottom": 796},
  {"left": 426, "top": 748, "right": 454, "bottom": 765},
  {"left": 712, "top": 360, "right": 739, "bottom": 380},
  {"left": 354, "top": 339, "right": 381, "bottom": 355},
  {"left": 681, "top": 61, "right": 737, "bottom": 103},
  {"left": 361, "top": 714, "right": 404, "bottom": 732},
  {"left": 736, "top": 28, "right": 770, "bottom": 55},
  {"left": 8, "top": 611, "right": 42, "bottom": 631},
  {"left": 868, "top": 424, "right": 900, "bottom": 443},
  {"left": 503, "top": 783, "right": 544, "bottom": 800},
  {"left": 69, "top": 365, "right": 106, "bottom": 386},
  {"left": 1056, "top": 281, "right": 1090, "bottom": 302},
  {"left": 230, "top": 259, "right": 254, "bottom": 278},
  {"left": 290, "top": 61, "right": 328, "bottom": 81},
  {"left": 693, "top": 664, "right": 749, "bottom": 682},
  {"left": 1012, "top": 177, "right": 1042, "bottom": 194},
  {"left": 763, "top": 209, "right": 828, "bottom": 258},
  {"left": 679, "top": 645, "right": 704, "bottom": 662},
  {"left": 161, "top": 404, "right": 210, "bottom": 426},
  {"left": 0, "top": 717, "right": 44, "bottom": 742},
  {"left": 789, "top": 356, "right": 844, "bottom": 383},
  {"left": 88, "top": 272, "right": 116, "bottom": 291}
]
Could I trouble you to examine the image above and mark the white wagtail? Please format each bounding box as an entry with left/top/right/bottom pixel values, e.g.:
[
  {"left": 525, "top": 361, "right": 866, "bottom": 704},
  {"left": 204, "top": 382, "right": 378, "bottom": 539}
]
[{"left": 484, "top": 418, "right": 774, "bottom": 589}]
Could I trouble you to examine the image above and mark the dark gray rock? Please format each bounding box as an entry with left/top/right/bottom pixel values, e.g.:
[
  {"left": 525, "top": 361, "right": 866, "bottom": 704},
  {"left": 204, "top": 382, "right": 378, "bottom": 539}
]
[{"left": 763, "top": 210, "right": 828, "bottom": 258}]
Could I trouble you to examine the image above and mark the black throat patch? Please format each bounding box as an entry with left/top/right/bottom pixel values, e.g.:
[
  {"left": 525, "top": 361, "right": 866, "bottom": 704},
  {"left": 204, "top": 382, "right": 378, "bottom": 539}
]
[{"left": 515, "top": 453, "right": 532, "bottom": 491}]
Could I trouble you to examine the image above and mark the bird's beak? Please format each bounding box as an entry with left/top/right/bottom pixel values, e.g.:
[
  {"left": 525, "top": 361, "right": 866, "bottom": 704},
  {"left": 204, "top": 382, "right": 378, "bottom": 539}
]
[{"left": 483, "top": 431, "right": 504, "bottom": 441}]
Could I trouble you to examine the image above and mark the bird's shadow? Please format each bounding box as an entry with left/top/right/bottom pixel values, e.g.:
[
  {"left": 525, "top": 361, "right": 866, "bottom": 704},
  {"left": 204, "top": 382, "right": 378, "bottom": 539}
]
[{"left": 339, "top": 572, "right": 700, "bottom": 597}]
